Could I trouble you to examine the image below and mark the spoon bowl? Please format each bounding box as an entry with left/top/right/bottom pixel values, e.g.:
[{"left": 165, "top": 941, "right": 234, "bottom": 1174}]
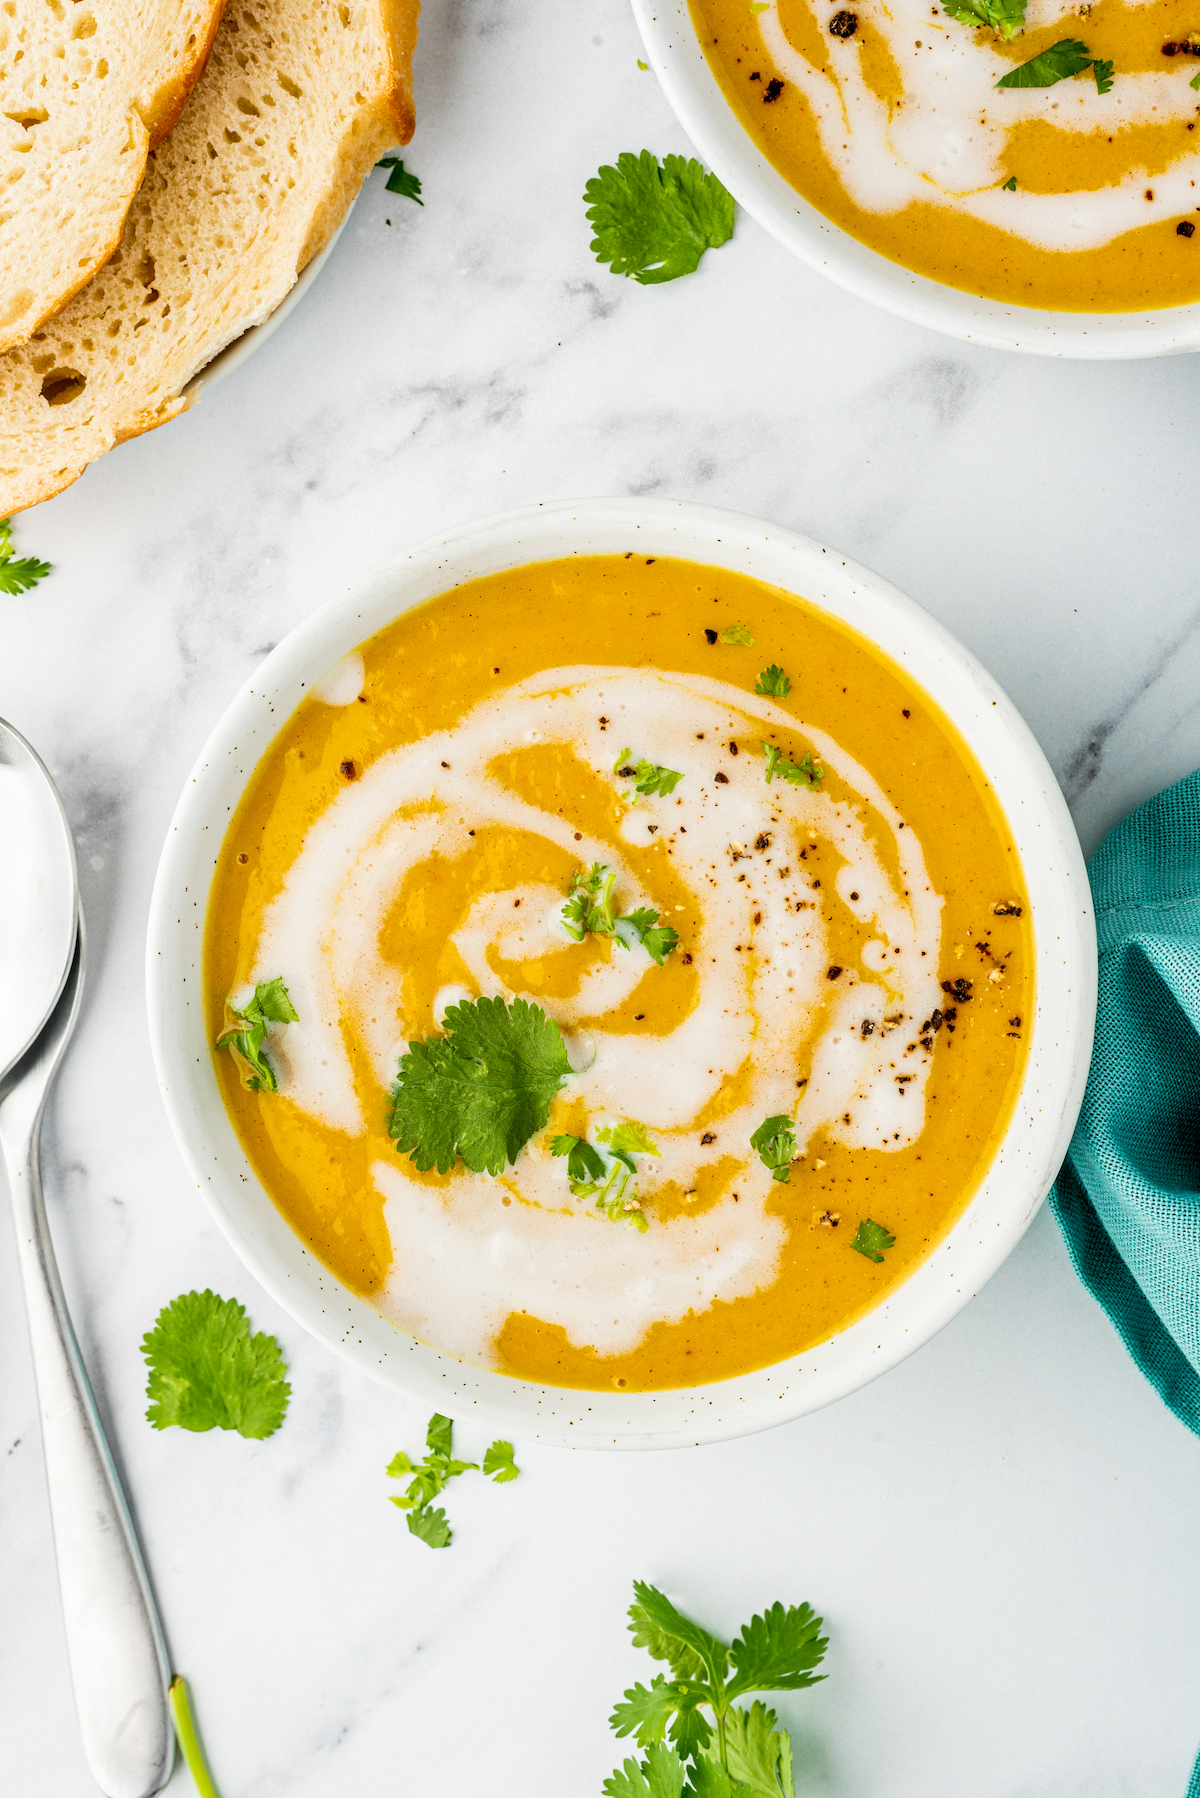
[{"left": 0, "top": 719, "right": 77, "bottom": 1081}]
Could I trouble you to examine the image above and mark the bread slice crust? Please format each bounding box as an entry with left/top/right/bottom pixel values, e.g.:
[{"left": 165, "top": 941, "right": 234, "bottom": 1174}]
[
  {"left": 0, "top": 1, "right": 229, "bottom": 355},
  {"left": 0, "top": 0, "right": 419, "bottom": 513}
]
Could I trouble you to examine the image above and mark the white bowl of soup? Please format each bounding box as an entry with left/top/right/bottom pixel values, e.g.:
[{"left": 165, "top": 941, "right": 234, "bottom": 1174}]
[
  {"left": 147, "top": 498, "right": 1095, "bottom": 1448},
  {"left": 632, "top": 0, "right": 1200, "bottom": 355}
]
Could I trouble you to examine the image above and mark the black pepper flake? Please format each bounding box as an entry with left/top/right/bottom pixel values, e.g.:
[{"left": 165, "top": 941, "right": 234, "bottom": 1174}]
[
  {"left": 681, "top": 952, "right": 693, "bottom": 965},
  {"left": 827, "top": 964, "right": 843, "bottom": 980},
  {"left": 701, "top": 1131, "right": 717, "bottom": 1145},
  {"left": 647, "top": 823, "right": 658, "bottom": 834},
  {"left": 755, "top": 832, "right": 771, "bottom": 851},
  {"left": 634, "top": 1014, "right": 645, "bottom": 1020},
  {"left": 340, "top": 760, "right": 357, "bottom": 780},
  {"left": 729, "top": 740, "right": 739, "bottom": 755},
  {"left": 993, "top": 901, "right": 1023, "bottom": 917},
  {"left": 705, "top": 627, "right": 719, "bottom": 643},
  {"left": 753, "top": 910, "right": 762, "bottom": 924},
  {"left": 1009, "top": 1015, "right": 1022, "bottom": 1027},
  {"left": 749, "top": 69, "right": 761, "bottom": 79},
  {"left": 1164, "top": 39, "right": 1179, "bottom": 53},
  {"left": 861, "top": 1018, "right": 875, "bottom": 1037},
  {"left": 829, "top": 9, "right": 858, "bottom": 34},
  {"left": 942, "top": 977, "right": 973, "bottom": 1004},
  {"left": 441, "top": 760, "right": 450, "bottom": 769},
  {"left": 764, "top": 76, "right": 785, "bottom": 100},
  {"left": 902, "top": 708, "right": 910, "bottom": 718},
  {"left": 715, "top": 771, "right": 729, "bottom": 784},
  {"left": 1180, "top": 220, "right": 1196, "bottom": 237},
  {"left": 850, "top": 891, "right": 859, "bottom": 901}
]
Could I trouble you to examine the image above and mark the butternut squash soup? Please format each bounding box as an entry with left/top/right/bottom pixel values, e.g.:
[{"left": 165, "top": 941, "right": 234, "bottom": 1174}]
[
  {"left": 204, "top": 556, "right": 1033, "bottom": 1392},
  {"left": 691, "top": 0, "right": 1200, "bottom": 310}
]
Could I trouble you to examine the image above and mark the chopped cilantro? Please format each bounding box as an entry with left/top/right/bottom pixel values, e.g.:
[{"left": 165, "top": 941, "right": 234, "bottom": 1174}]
[
  {"left": 564, "top": 862, "right": 620, "bottom": 939},
  {"left": 0, "top": 516, "right": 51, "bottom": 595},
  {"left": 1192, "top": 68, "right": 1200, "bottom": 88},
  {"left": 750, "top": 1, "right": 770, "bottom": 11},
  {"left": 1092, "top": 56, "right": 1114, "bottom": 92},
  {"left": 637, "top": 57, "right": 649, "bottom": 68},
  {"left": 585, "top": 150, "right": 735, "bottom": 285},
  {"left": 762, "top": 741, "right": 824, "bottom": 787},
  {"left": 851, "top": 1218, "right": 896, "bottom": 1263},
  {"left": 750, "top": 1114, "right": 797, "bottom": 1183},
  {"left": 552, "top": 1132, "right": 608, "bottom": 1184},
  {"left": 755, "top": 665, "right": 791, "bottom": 697},
  {"left": 559, "top": 1122, "right": 659, "bottom": 1229},
  {"left": 215, "top": 976, "right": 298, "bottom": 1093},
  {"left": 719, "top": 624, "right": 754, "bottom": 646},
  {"left": 389, "top": 996, "right": 571, "bottom": 1175},
  {"left": 940, "top": 0, "right": 1025, "bottom": 37},
  {"left": 605, "top": 1582, "right": 827, "bottom": 1797},
  {"left": 995, "top": 39, "right": 1094, "bottom": 87},
  {"left": 1002, "top": 174, "right": 1018, "bottom": 190},
  {"left": 168, "top": 1677, "right": 223, "bottom": 1798},
  {"left": 142, "top": 1291, "right": 290, "bottom": 1439},
  {"left": 376, "top": 155, "right": 423, "bottom": 203},
  {"left": 387, "top": 1412, "right": 520, "bottom": 1548},
  {"left": 614, "top": 749, "right": 685, "bottom": 801},
  {"left": 617, "top": 906, "right": 680, "bottom": 966}
]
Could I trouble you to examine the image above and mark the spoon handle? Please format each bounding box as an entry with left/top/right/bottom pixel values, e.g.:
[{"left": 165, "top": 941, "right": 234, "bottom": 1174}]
[{"left": 1, "top": 1038, "right": 174, "bottom": 1796}]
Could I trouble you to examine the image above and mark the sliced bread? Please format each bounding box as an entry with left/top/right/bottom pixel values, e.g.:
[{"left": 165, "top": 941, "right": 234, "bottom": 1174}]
[
  {"left": 0, "top": 0, "right": 227, "bottom": 354},
  {"left": 0, "top": 0, "right": 419, "bottom": 512}
]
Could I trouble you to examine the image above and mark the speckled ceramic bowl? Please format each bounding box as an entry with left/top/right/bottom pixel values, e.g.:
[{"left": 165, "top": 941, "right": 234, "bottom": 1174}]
[
  {"left": 147, "top": 497, "right": 1096, "bottom": 1449},
  {"left": 631, "top": 0, "right": 1200, "bottom": 359}
]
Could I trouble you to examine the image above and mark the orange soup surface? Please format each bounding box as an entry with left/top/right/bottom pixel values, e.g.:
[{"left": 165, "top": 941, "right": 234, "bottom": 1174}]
[{"left": 205, "top": 556, "right": 1033, "bottom": 1392}]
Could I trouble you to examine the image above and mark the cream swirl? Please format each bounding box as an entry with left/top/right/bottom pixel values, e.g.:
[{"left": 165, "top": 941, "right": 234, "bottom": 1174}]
[{"left": 252, "top": 667, "right": 944, "bottom": 1364}]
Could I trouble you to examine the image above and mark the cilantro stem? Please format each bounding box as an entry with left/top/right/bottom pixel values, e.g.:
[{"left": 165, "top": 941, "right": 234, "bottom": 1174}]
[{"left": 169, "top": 1676, "right": 224, "bottom": 1798}]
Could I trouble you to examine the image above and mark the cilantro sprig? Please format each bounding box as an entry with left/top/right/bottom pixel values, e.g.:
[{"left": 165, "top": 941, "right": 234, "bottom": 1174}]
[
  {"left": 941, "top": 0, "right": 1026, "bottom": 37},
  {"left": 614, "top": 749, "right": 685, "bottom": 801},
  {"left": 754, "top": 665, "right": 791, "bottom": 698},
  {"left": 585, "top": 150, "right": 735, "bottom": 285},
  {"left": 389, "top": 996, "right": 571, "bottom": 1176},
  {"left": 142, "top": 1291, "right": 290, "bottom": 1439},
  {"left": 0, "top": 515, "right": 51, "bottom": 594},
  {"left": 387, "top": 1413, "right": 519, "bottom": 1549},
  {"left": 851, "top": 1218, "right": 896, "bottom": 1263},
  {"left": 376, "top": 155, "right": 423, "bottom": 203},
  {"left": 750, "top": 1115, "right": 798, "bottom": 1184},
  {"left": 762, "top": 742, "right": 824, "bottom": 788},
  {"left": 215, "top": 976, "right": 298, "bottom": 1093},
  {"left": 553, "top": 1121, "right": 659, "bottom": 1229},
  {"left": 562, "top": 865, "right": 680, "bottom": 964},
  {"left": 605, "top": 1581, "right": 827, "bottom": 1796},
  {"left": 995, "top": 38, "right": 1096, "bottom": 87}
]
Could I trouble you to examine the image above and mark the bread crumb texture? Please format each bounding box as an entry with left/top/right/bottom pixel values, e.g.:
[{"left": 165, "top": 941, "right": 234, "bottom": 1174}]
[
  {"left": 0, "top": 0, "right": 226, "bottom": 356},
  {"left": 0, "top": 0, "right": 419, "bottom": 511}
]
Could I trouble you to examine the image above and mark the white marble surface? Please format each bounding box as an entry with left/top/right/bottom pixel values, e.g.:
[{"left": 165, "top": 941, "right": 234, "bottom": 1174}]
[{"left": 4, "top": 1, "right": 1200, "bottom": 1793}]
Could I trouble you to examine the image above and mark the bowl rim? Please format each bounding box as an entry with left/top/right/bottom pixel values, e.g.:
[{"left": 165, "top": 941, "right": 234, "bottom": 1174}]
[
  {"left": 147, "top": 496, "right": 1096, "bottom": 1450},
  {"left": 630, "top": 0, "right": 1200, "bottom": 360}
]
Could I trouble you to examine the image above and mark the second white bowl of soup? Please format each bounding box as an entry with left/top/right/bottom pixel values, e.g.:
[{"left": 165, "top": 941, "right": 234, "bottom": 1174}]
[
  {"left": 632, "top": 0, "right": 1200, "bottom": 355},
  {"left": 148, "top": 498, "right": 1095, "bottom": 1447}
]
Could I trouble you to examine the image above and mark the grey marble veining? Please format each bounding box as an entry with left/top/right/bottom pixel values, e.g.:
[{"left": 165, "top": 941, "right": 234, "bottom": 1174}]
[{"left": 4, "top": 0, "right": 1200, "bottom": 1792}]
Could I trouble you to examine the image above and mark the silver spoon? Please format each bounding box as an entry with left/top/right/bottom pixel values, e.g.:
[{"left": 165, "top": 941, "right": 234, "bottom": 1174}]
[{"left": 0, "top": 719, "right": 173, "bottom": 1798}]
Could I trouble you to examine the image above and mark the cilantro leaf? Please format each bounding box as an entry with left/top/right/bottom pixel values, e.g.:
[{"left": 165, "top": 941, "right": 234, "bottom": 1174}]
[
  {"left": 388, "top": 996, "right": 571, "bottom": 1175},
  {"left": 552, "top": 1133, "right": 607, "bottom": 1184},
  {"left": 407, "top": 1504, "right": 452, "bottom": 1548},
  {"left": 761, "top": 742, "right": 824, "bottom": 788},
  {"left": 585, "top": 150, "right": 735, "bottom": 285},
  {"left": 630, "top": 1582, "right": 730, "bottom": 1691},
  {"left": 142, "top": 1291, "right": 290, "bottom": 1439},
  {"left": 727, "top": 1603, "right": 828, "bottom": 1697},
  {"left": 0, "top": 515, "right": 52, "bottom": 594},
  {"left": 1092, "top": 56, "right": 1114, "bottom": 92},
  {"left": 604, "top": 1744, "right": 690, "bottom": 1798},
  {"left": 482, "top": 1439, "right": 520, "bottom": 1482},
  {"left": 426, "top": 1412, "right": 454, "bottom": 1457},
  {"left": 1002, "top": 174, "right": 1018, "bottom": 190},
  {"left": 722, "top": 1703, "right": 797, "bottom": 1798},
  {"left": 754, "top": 666, "right": 791, "bottom": 698},
  {"left": 564, "top": 862, "right": 619, "bottom": 939},
  {"left": 215, "top": 976, "right": 298, "bottom": 1092},
  {"left": 1192, "top": 68, "right": 1200, "bottom": 89},
  {"left": 851, "top": 1217, "right": 896, "bottom": 1263},
  {"left": 996, "top": 38, "right": 1094, "bottom": 87},
  {"left": 940, "top": 0, "right": 1026, "bottom": 37},
  {"left": 687, "top": 1760, "right": 739, "bottom": 1798},
  {"left": 612, "top": 1676, "right": 687, "bottom": 1748},
  {"left": 599, "top": 1121, "right": 661, "bottom": 1167},
  {"left": 614, "top": 749, "right": 685, "bottom": 801},
  {"left": 617, "top": 907, "right": 681, "bottom": 966},
  {"left": 377, "top": 155, "right": 424, "bottom": 203},
  {"left": 749, "top": 1115, "right": 797, "bottom": 1184},
  {"left": 719, "top": 624, "right": 754, "bottom": 646}
]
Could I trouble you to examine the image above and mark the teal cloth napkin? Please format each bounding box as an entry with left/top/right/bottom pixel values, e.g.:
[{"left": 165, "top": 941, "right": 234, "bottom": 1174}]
[{"left": 1048, "top": 766, "right": 1200, "bottom": 1794}]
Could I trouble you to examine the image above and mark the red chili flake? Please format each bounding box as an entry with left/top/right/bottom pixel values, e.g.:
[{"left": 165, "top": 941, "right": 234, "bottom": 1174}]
[
  {"left": 705, "top": 628, "right": 718, "bottom": 644},
  {"left": 715, "top": 771, "right": 729, "bottom": 784},
  {"left": 764, "top": 76, "right": 785, "bottom": 99},
  {"left": 340, "top": 760, "right": 357, "bottom": 780},
  {"left": 827, "top": 965, "right": 843, "bottom": 980},
  {"left": 681, "top": 952, "right": 693, "bottom": 965},
  {"left": 829, "top": 9, "right": 858, "bottom": 33},
  {"left": 701, "top": 1131, "right": 717, "bottom": 1145},
  {"left": 753, "top": 911, "right": 762, "bottom": 925},
  {"left": 1180, "top": 221, "right": 1196, "bottom": 237}
]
